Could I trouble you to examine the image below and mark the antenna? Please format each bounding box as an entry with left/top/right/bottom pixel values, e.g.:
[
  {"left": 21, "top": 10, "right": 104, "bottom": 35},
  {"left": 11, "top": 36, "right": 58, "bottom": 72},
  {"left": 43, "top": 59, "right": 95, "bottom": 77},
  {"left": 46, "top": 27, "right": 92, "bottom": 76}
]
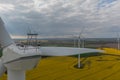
[
  {"left": 27, "top": 33, "right": 38, "bottom": 46},
  {"left": 27, "top": 26, "right": 38, "bottom": 46}
]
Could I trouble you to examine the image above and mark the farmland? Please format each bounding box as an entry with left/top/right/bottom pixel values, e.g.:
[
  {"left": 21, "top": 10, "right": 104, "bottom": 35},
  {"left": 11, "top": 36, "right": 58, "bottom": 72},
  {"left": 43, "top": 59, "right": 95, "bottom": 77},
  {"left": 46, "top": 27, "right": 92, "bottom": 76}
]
[
  {"left": 15, "top": 38, "right": 118, "bottom": 48},
  {"left": 0, "top": 38, "right": 120, "bottom": 80},
  {"left": 1, "top": 48, "right": 120, "bottom": 80}
]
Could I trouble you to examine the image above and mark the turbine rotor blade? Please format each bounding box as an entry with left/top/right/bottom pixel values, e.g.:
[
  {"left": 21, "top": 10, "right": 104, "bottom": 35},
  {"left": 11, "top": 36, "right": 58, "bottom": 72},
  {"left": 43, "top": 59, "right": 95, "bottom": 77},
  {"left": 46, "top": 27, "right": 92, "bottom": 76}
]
[
  {"left": 0, "top": 17, "right": 14, "bottom": 48},
  {"left": 40, "top": 47, "right": 104, "bottom": 56}
]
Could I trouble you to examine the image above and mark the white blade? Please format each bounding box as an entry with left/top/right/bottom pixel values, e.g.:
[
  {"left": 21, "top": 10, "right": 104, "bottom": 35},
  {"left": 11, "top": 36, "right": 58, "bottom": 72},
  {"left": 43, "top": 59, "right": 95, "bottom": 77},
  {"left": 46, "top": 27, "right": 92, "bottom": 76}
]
[
  {"left": 0, "top": 59, "right": 6, "bottom": 77},
  {"left": 40, "top": 47, "right": 103, "bottom": 56},
  {"left": 0, "top": 17, "right": 13, "bottom": 48}
]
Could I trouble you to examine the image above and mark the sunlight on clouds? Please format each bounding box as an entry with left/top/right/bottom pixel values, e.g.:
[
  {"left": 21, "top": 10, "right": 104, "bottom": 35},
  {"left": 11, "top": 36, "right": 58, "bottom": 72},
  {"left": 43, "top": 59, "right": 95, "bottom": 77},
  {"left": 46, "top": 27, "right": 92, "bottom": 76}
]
[
  {"left": 0, "top": 0, "right": 120, "bottom": 38},
  {"left": 0, "top": 3, "right": 14, "bottom": 12},
  {"left": 11, "top": 35, "right": 26, "bottom": 39},
  {"left": 32, "top": 0, "right": 120, "bottom": 23},
  {"left": 98, "top": 0, "right": 120, "bottom": 23}
]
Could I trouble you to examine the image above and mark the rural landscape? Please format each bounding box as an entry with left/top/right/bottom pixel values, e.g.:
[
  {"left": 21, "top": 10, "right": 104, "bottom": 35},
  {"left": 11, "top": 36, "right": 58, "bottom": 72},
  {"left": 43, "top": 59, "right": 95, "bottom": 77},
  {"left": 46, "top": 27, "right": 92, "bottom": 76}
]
[
  {"left": 0, "top": 0, "right": 120, "bottom": 80},
  {"left": 1, "top": 38, "right": 120, "bottom": 80}
]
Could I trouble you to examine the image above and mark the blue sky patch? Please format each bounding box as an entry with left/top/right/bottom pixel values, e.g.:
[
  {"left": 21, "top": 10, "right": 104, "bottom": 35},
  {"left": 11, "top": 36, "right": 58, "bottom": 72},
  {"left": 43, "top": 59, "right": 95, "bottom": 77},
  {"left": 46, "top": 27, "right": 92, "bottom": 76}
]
[{"left": 98, "top": 0, "right": 117, "bottom": 8}]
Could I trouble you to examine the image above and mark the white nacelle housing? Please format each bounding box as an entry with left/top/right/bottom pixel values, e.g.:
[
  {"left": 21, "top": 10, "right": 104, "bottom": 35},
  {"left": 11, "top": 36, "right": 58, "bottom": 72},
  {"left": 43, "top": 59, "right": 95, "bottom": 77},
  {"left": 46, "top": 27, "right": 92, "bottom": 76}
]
[{"left": 2, "top": 44, "right": 41, "bottom": 70}]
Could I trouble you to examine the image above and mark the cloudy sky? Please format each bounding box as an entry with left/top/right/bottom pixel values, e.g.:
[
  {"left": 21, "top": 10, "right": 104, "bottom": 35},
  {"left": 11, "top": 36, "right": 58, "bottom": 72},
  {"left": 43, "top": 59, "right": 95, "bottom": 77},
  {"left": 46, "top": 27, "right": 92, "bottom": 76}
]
[{"left": 0, "top": 0, "right": 120, "bottom": 38}]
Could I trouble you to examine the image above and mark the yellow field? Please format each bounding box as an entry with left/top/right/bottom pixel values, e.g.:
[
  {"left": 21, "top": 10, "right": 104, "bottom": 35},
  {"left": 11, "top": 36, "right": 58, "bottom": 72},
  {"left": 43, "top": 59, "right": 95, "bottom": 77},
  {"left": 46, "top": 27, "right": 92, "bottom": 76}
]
[
  {"left": 102, "top": 48, "right": 120, "bottom": 55},
  {"left": 1, "top": 48, "right": 120, "bottom": 80}
]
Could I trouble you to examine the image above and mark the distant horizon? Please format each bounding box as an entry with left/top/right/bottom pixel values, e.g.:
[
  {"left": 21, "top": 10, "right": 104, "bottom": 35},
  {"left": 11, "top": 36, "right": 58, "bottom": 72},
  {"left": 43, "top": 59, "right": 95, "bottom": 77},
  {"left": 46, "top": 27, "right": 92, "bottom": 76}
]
[{"left": 12, "top": 36, "right": 119, "bottom": 40}]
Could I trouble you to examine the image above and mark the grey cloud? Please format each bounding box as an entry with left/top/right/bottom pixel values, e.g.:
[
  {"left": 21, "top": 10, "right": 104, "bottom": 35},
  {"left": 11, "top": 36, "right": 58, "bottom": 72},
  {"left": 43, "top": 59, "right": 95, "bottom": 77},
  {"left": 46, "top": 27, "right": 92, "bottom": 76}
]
[{"left": 0, "top": 0, "right": 120, "bottom": 38}]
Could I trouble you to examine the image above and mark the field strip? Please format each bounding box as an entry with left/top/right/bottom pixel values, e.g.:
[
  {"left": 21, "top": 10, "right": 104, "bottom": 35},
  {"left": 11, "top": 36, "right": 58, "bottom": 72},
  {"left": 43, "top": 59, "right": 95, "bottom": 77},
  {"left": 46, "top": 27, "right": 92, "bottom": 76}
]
[
  {"left": 80, "top": 61, "right": 120, "bottom": 80},
  {"left": 54, "top": 58, "right": 115, "bottom": 80},
  {"left": 1, "top": 55, "right": 120, "bottom": 80}
]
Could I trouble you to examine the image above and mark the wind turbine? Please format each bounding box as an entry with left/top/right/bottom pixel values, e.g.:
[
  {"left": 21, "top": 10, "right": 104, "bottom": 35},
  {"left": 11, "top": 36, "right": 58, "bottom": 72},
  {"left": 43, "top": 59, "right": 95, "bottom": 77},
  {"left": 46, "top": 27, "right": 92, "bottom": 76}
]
[
  {"left": 0, "top": 17, "right": 103, "bottom": 80},
  {"left": 77, "top": 27, "right": 86, "bottom": 68},
  {"left": 73, "top": 35, "right": 77, "bottom": 48},
  {"left": 116, "top": 32, "right": 120, "bottom": 50}
]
